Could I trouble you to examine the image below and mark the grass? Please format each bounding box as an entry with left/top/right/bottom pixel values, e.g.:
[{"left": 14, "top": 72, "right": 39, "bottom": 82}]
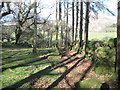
[
  {"left": 1, "top": 32, "right": 117, "bottom": 88},
  {"left": 76, "top": 79, "right": 102, "bottom": 88},
  {"left": 89, "top": 32, "right": 117, "bottom": 40},
  {"left": 1, "top": 48, "right": 66, "bottom": 88},
  {"left": 107, "top": 73, "right": 118, "bottom": 82}
]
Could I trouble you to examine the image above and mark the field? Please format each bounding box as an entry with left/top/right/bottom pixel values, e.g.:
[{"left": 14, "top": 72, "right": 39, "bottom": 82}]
[{"left": 89, "top": 32, "right": 117, "bottom": 40}]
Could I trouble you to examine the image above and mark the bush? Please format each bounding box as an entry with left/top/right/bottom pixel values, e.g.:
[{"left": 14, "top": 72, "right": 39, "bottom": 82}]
[{"left": 83, "top": 38, "right": 116, "bottom": 75}]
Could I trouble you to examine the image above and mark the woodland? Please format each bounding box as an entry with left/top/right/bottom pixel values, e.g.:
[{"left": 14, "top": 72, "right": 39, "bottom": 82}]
[{"left": 1, "top": 0, "right": 120, "bottom": 89}]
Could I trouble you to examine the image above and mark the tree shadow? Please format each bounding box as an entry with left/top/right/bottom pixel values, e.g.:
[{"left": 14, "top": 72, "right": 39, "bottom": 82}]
[
  {"left": 2, "top": 55, "right": 35, "bottom": 65},
  {"left": 46, "top": 56, "right": 85, "bottom": 90},
  {"left": 3, "top": 52, "right": 79, "bottom": 89},
  {"left": 79, "top": 62, "right": 94, "bottom": 81},
  {"left": 2, "top": 55, "right": 49, "bottom": 72},
  {"left": 2, "top": 49, "right": 56, "bottom": 65},
  {"left": 2, "top": 52, "right": 20, "bottom": 60}
]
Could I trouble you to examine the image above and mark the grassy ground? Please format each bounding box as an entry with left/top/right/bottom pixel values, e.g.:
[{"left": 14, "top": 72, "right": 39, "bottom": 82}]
[
  {"left": 89, "top": 32, "right": 117, "bottom": 40},
  {"left": 1, "top": 46, "right": 118, "bottom": 89},
  {"left": 1, "top": 32, "right": 117, "bottom": 89},
  {"left": 1, "top": 48, "right": 65, "bottom": 88}
]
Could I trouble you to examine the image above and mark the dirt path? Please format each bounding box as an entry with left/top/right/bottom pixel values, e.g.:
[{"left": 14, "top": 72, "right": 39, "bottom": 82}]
[{"left": 33, "top": 50, "right": 115, "bottom": 89}]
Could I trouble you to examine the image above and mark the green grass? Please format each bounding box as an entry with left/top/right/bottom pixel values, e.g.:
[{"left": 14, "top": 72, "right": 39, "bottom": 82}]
[
  {"left": 76, "top": 79, "right": 102, "bottom": 88},
  {"left": 89, "top": 32, "right": 117, "bottom": 40},
  {"left": 1, "top": 48, "right": 66, "bottom": 88},
  {"left": 107, "top": 73, "right": 118, "bottom": 82}
]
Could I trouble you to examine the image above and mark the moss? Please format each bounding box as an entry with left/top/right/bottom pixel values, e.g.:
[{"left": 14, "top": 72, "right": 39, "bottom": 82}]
[
  {"left": 107, "top": 73, "right": 118, "bottom": 82},
  {"left": 94, "top": 66, "right": 114, "bottom": 75},
  {"left": 76, "top": 79, "right": 102, "bottom": 88}
]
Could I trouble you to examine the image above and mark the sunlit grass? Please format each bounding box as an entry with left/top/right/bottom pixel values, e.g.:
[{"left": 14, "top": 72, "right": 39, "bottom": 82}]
[
  {"left": 89, "top": 32, "right": 117, "bottom": 40},
  {"left": 1, "top": 48, "right": 64, "bottom": 88}
]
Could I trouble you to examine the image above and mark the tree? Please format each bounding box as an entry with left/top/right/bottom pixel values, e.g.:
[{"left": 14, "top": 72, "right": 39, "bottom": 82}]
[
  {"left": 84, "top": 1, "right": 90, "bottom": 53},
  {"left": 59, "top": 0, "right": 63, "bottom": 46},
  {"left": 32, "top": 0, "right": 37, "bottom": 53},
  {"left": 0, "top": 2, "right": 12, "bottom": 19},
  {"left": 78, "top": 0, "right": 83, "bottom": 52},
  {"left": 117, "top": 1, "right": 120, "bottom": 89},
  {"left": 56, "top": 0, "right": 59, "bottom": 48},
  {"left": 72, "top": 0, "right": 75, "bottom": 42},
  {"left": 14, "top": 2, "right": 35, "bottom": 44},
  {"left": 75, "top": 0, "right": 79, "bottom": 43},
  {"left": 65, "top": 0, "right": 69, "bottom": 47}
]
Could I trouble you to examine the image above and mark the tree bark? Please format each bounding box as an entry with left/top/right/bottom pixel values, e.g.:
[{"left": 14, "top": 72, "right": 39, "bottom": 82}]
[
  {"left": 59, "top": 0, "right": 63, "bottom": 46},
  {"left": 15, "top": 8, "right": 22, "bottom": 44},
  {"left": 78, "top": 0, "right": 83, "bottom": 52},
  {"left": 32, "top": 0, "right": 37, "bottom": 53},
  {"left": 56, "top": 0, "right": 59, "bottom": 48},
  {"left": 84, "top": 2, "right": 90, "bottom": 53},
  {"left": 65, "top": 0, "right": 69, "bottom": 47},
  {"left": 50, "top": 32, "right": 53, "bottom": 47},
  {"left": 79, "top": 0, "right": 83, "bottom": 47},
  {"left": 72, "top": 0, "right": 75, "bottom": 42},
  {"left": 75, "top": 0, "right": 79, "bottom": 44},
  {"left": 48, "top": 30, "right": 50, "bottom": 48},
  {"left": 117, "top": 1, "right": 120, "bottom": 89}
]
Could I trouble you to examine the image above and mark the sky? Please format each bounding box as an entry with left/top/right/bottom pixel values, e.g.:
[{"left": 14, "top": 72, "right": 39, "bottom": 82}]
[
  {"left": 0, "top": 0, "right": 118, "bottom": 22},
  {"left": 40, "top": 0, "right": 117, "bottom": 21}
]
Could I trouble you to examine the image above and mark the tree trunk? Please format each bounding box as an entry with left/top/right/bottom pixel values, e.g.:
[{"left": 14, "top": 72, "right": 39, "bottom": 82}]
[
  {"left": 79, "top": 0, "right": 83, "bottom": 47},
  {"left": 56, "top": 0, "right": 59, "bottom": 48},
  {"left": 63, "top": 0, "right": 66, "bottom": 46},
  {"left": 48, "top": 30, "right": 50, "bottom": 48},
  {"left": 75, "top": 0, "right": 79, "bottom": 44},
  {"left": 84, "top": 2, "right": 90, "bottom": 53},
  {"left": 78, "top": 0, "right": 83, "bottom": 52},
  {"left": 15, "top": 7, "right": 22, "bottom": 44},
  {"left": 32, "top": 0, "right": 37, "bottom": 53},
  {"left": 65, "top": 0, "right": 69, "bottom": 47},
  {"left": 117, "top": 1, "right": 120, "bottom": 89},
  {"left": 50, "top": 32, "right": 52, "bottom": 47},
  {"left": 15, "top": 28, "right": 22, "bottom": 44},
  {"left": 59, "top": 0, "right": 63, "bottom": 46},
  {"left": 72, "top": 0, "right": 75, "bottom": 42}
]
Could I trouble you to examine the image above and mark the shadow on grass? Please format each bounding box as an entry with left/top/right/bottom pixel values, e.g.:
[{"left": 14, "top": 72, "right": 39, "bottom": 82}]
[
  {"left": 2, "top": 52, "right": 21, "bottom": 60},
  {"left": 2, "top": 48, "right": 56, "bottom": 65},
  {"left": 3, "top": 52, "right": 81, "bottom": 89},
  {"left": 2, "top": 55, "right": 49, "bottom": 72}
]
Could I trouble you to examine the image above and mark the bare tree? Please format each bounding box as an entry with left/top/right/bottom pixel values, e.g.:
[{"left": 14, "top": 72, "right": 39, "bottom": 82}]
[
  {"left": 0, "top": 2, "right": 12, "bottom": 19},
  {"left": 14, "top": 2, "right": 35, "bottom": 44}
]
